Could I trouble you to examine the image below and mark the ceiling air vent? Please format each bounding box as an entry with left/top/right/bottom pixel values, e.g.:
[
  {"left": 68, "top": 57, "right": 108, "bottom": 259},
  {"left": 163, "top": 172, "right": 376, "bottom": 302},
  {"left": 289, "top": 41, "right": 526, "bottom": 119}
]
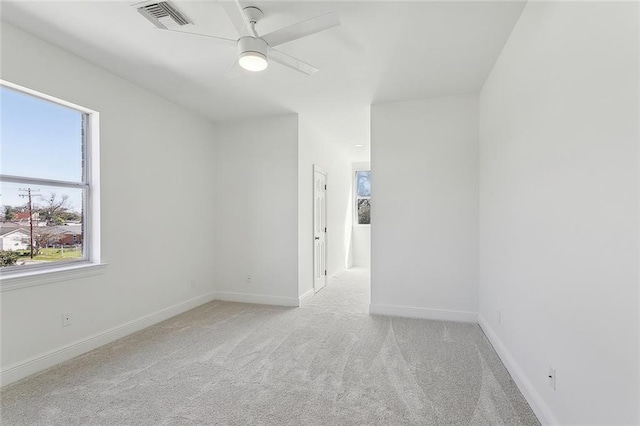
[{"left": 135, "top": 1, "right": 192, "bottom": 29}]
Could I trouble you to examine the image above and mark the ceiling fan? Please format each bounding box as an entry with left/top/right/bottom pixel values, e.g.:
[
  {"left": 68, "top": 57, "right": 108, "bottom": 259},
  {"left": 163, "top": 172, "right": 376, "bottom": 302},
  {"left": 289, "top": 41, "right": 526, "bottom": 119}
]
[{"left": 139, "top": 0, "right": 340, "bottom": 76}]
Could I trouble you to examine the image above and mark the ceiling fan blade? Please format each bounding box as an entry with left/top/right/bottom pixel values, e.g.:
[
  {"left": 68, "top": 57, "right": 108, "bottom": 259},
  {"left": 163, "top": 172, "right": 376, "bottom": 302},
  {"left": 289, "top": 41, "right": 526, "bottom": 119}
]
[
  {"left": 261, "top": 12, "right": 340, "bottom": 47},
  {"left": 220, "top": 0, "right": 257, "bottom": 37},
  {"left": 157, "top": 28, "right": 237, "bottom": 47},
  {"left": 268, "top": 48, "right": 319, "bottom": 76}
]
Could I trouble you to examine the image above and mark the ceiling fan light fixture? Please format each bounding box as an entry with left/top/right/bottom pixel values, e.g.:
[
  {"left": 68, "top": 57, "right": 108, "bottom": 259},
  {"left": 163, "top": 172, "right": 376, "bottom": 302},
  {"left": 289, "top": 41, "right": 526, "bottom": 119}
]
[
  {"left": 239, "top": 51, "right": 268, "bottom": 72},
  {"left": 237, "top": 36, "right": 269, "bottom": 72}
]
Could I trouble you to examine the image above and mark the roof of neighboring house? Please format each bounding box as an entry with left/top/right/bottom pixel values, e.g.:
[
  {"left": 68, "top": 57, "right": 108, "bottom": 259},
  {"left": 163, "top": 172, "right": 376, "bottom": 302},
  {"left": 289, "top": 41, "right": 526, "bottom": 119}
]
[
  {"left": 0, "top": 222, "right": 21, "bottom": 230},
  {"left": 52, "top": 225, "right": 82, "bottom": 236},
  {"left": 0, "top": 224, "right": 81, "bottom": 237},
  {"left": 14, "top": 212, "right": 37, "bottom": 220},
  {"left": 0, "top": 228, "right": 30, "bottom": 238}
]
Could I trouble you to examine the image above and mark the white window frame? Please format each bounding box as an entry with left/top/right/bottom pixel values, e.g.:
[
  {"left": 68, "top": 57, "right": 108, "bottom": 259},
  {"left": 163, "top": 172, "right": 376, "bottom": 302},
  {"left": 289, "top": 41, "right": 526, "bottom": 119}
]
[
  {"left": 354, "top": 170, "right": 371, "bottom": 227},
  {"left": 0, "top": 80, "right": 103, "bottom": 291}
]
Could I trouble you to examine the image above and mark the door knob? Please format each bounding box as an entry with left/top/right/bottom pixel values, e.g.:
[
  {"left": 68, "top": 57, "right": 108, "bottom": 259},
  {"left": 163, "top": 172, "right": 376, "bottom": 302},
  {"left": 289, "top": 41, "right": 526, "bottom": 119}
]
[{"left": 314, "top": 237, "right": 320, "bottom": 240}]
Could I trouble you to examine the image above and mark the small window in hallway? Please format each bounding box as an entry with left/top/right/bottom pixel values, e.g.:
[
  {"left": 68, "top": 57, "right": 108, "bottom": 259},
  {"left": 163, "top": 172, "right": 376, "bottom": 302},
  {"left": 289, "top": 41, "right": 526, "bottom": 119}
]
[{"left": 355, "top": 170, "right": 371, "bottom": 225}]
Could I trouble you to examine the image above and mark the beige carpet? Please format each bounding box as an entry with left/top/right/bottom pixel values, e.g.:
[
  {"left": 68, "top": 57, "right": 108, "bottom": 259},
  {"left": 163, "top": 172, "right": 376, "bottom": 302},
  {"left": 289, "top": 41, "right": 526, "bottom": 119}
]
[{"left": 1, "top": 268, "right": 539, "bottom": 425}]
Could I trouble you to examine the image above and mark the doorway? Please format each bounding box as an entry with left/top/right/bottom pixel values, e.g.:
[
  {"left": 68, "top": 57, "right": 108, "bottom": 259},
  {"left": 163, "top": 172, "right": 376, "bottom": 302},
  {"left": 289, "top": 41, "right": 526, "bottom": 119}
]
[{"left": 313, "top": 165, "right": 327, "bottom": 293}]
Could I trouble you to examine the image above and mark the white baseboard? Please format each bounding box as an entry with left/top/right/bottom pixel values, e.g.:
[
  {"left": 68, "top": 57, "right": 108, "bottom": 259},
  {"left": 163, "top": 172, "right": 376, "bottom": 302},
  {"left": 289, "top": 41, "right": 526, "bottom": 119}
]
[
  {"left": 212, "top": 291, "right": 298, "bottom": 307},
  {"left": 478, "top": 315, "right": 559, "bottom": 426},
  {"left": 1, "top": 291, "right": 217, "bottom": 387},
  {"left": 298, "top": 288, "right": 314, "bottom": 304},
  {"left": 369, "top": 303, "right": 477, "bottom": 323}
]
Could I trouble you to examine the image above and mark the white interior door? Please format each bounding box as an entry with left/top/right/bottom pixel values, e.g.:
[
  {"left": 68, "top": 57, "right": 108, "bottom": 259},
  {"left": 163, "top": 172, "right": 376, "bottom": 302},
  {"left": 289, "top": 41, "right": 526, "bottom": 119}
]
[{"left": 313, "top": 165, "right": 327, "bottom": 293}]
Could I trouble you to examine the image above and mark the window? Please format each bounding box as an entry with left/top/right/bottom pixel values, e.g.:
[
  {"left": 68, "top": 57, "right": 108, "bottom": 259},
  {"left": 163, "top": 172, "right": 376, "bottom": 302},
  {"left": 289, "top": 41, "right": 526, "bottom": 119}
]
[
  {"left": 0, "top": 81, "right": 100, "bottom": 274},
  {"left": 355, "top": 170, "right": 371, "bottom": 225}
]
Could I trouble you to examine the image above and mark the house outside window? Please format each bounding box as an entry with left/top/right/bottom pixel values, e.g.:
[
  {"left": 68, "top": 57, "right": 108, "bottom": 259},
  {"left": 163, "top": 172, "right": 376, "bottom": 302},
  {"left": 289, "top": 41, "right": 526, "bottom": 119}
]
[
  {"left": 355, "top": 170, "right": 371, "bottom": 225},
  {"left": 0, "top": 81, "right": 100, "bottom": 274}
]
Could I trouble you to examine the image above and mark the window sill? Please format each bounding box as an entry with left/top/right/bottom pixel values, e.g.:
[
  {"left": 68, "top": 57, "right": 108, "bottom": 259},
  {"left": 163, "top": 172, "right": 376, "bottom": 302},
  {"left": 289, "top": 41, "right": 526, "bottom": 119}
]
[{"left": 0, "top": 263, "right": 107, "bottom": 292}]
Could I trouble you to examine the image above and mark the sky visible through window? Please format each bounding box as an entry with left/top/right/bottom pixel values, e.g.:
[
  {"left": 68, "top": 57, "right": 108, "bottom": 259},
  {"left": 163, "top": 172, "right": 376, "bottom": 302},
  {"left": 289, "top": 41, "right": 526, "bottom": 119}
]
[
  {"left": 1, "top": 86, "right": 84, "bottom": 212},
  {"left": 356, "top": 170, "right": 371, "bottom": 197}
]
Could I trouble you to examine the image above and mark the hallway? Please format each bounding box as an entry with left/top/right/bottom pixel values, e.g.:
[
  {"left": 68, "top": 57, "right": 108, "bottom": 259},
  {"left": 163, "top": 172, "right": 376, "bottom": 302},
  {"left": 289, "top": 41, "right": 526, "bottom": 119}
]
[
  {"left": 302, "top": 267, "right": 370, "bottom": 314},
  {"left": 1, "top": 269, "right": 538, "bottom": 425}
]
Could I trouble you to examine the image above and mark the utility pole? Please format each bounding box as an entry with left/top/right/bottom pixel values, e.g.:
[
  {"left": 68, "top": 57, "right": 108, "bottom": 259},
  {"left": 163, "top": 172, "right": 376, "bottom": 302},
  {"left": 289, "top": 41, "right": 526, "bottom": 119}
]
[{"left": 19, "top": 188, "right": 39, "bottom": 259}]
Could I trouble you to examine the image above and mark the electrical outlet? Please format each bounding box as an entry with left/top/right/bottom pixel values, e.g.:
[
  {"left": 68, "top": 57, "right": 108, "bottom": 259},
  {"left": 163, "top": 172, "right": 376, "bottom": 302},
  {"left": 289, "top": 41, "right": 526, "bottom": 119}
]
[
  {"left": 190, "top": 280, "right": 196, "bottom": 289},
  {"left": 548, "top": 366, "right": 556, "bottom": 390},
  {"left": 62, "top": 312, "right": 72, "bottom": 327}
]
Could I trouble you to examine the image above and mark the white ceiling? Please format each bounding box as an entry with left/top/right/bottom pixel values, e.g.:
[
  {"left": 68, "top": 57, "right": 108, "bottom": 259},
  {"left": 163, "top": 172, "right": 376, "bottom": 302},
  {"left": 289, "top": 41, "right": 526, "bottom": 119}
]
[{"left": 1, "top": 0, "right": 526, "bottom": 157}]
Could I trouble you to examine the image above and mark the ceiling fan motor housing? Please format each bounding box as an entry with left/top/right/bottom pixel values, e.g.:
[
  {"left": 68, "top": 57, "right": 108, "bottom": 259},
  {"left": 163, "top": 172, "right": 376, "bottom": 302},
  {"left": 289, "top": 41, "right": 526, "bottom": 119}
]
[
  {"left": 238, "top": 36, "right": 268, "bottom": 59},
  {"left": 243, "top": 6, "right": 264, "bottom": 24}
]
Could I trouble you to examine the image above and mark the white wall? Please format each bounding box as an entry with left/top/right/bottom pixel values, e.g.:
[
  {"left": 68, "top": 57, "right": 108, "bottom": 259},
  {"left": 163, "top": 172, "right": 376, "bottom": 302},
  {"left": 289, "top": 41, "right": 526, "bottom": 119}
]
[
  {"left": 478, "top": 2, "right": 639, "bottom": 424},
  {"left": 370, "top": 95, "right": 479, "bottom": 322},
  {"left": 0, "top": 22, "right": 218, "bottom": 384},
  {"left": 298, "top": 115, "right": 353, "bottom": 300},
  {"left": 351, "top": 227, "right": 370, "bottom": 267},
  {"left": 351, "top": 162, "right": 371, "bottom": 267},
  {"left": 215, "top": 114, "right": 299, "bottom": 306}
]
